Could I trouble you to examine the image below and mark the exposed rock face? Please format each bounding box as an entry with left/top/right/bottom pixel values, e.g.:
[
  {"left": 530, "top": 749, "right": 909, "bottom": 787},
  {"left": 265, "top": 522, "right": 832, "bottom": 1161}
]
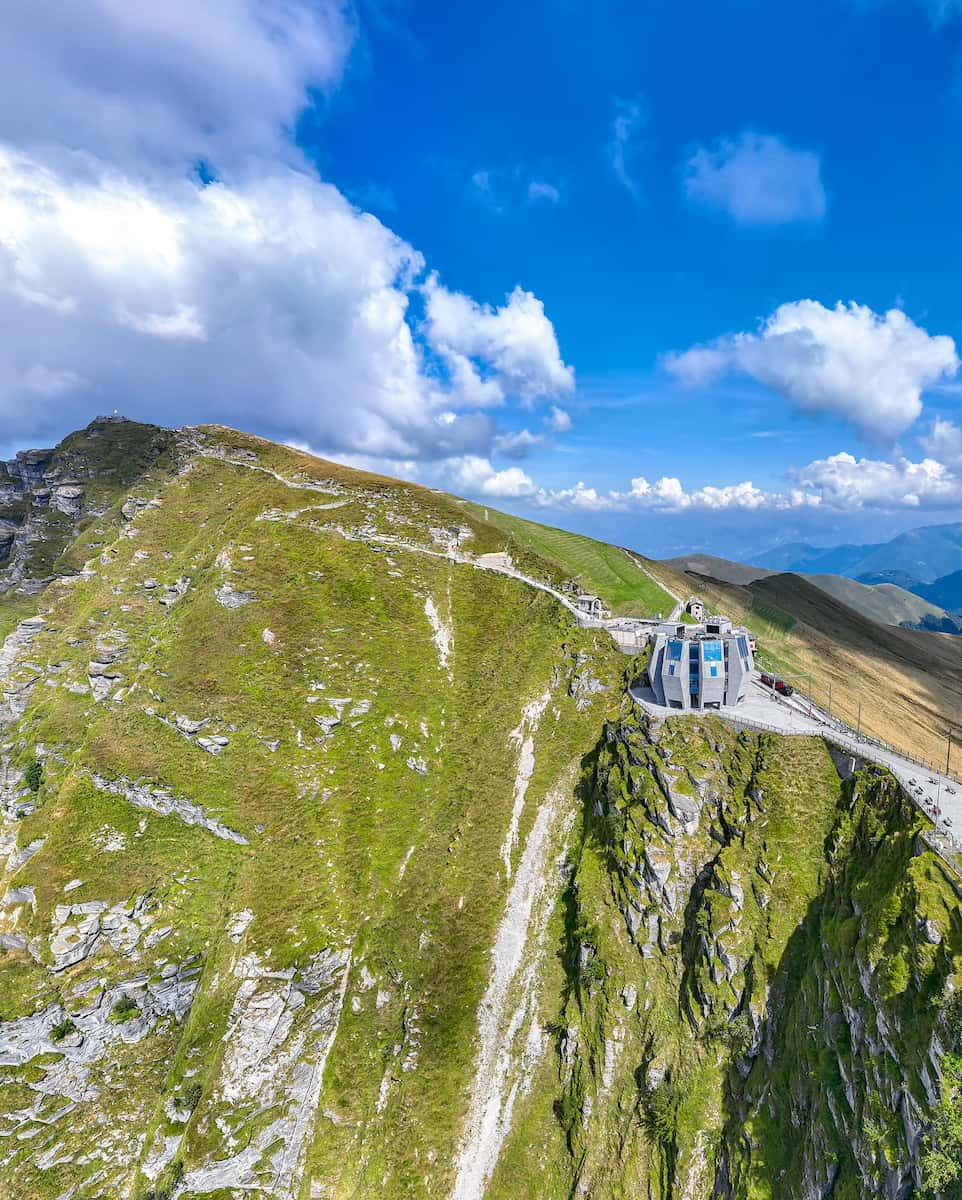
[
  {"left": 50, "top": 484, "right": 84, "bottom": 519},
  {"left": 0, "top": 416, "right": 174, "bottom": 593},
  {"left": 545, "top": 708, "right": 962, "bottom": 1200}
]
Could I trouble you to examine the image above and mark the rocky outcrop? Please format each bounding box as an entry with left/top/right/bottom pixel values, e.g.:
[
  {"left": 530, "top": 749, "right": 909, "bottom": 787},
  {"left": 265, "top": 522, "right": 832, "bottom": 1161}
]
[
  {"left": 544, "top": 706, "right": 962, "bottom": 1200},
  {"left": 87, "top": 772, "right": 248, "bottom": 844},
  {"left": 0, "top": 416, "right": 174, "bottom": 592}
]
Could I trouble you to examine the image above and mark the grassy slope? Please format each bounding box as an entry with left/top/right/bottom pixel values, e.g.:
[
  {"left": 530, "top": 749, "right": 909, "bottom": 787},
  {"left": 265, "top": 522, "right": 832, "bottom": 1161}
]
[
  {"left": 0, "top": 426, "right": 623, "bottom": 1199},
  {"left": 1, "top": 422, "right": 961, "bottom": 1198},
  {"left": 804, "top": 573, "right": 951, "bottom": 628},
  {"left": 461, "top": 502, "right": 675, "bottom": 617}
]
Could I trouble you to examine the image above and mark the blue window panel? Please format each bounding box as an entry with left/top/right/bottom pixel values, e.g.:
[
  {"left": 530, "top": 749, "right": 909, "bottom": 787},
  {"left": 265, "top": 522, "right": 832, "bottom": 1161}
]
[
  {"left": 668, "top": 640, "right": 683, "bottom": 662},
  {"left": 703, "top": 641, "right": 723, "bottom": 662},
  {"left": 737, "top": 636, "right": 749, "bottom": 656},
  {"left": 710, "top": 666, "right": 718, "bottom": 676},
  {"left": 668, "top": 665, "right": 675, "bottom": 675}
]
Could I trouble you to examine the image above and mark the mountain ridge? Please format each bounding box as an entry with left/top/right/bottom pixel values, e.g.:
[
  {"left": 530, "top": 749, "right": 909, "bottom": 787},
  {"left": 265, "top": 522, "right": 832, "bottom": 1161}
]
[
  {"left": 663, "top": 551, "right": 962, "bottom": 634},
  {"left": 0, "top": 418, "right": 960, "bottom": 1198},
  {"left": 752, "top": 521, "right": 962, "bottom": 585}
]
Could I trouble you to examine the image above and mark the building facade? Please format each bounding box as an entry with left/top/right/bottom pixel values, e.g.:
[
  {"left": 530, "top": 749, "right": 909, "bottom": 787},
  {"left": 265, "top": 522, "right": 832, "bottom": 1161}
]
[
  {"left": 576, "top": 594, "right": 606, "bottom": 618},
  {"left": 647, "top": 615, "right": 754, "bottom": 710}
]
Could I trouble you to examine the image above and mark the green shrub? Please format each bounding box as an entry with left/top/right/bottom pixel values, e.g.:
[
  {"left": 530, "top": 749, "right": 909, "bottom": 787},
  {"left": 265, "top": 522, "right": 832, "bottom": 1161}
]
[
  {"left": 553, "top": 1090, "right": 580, "bottom": 1130},
  {"left": 641, "top": 1079, "right": 678, "bottom": 1148},
  {"left": 109, "top": 995, "right": 139, "bottom": 1023},
  {"left": 580, "top": 956, "right": 606, "bottom": 988},
  {"left": 50, "top": 1018, "right": 76, "bottom": 1042},
  {"left": 180, "top": 1081, "right": 202, "bottom": 1113},
  {"left": 881, "top": 952, "right": 910, "bottom": 999},
  {"left": 23, "top": 759, "right": 43, "bottom": 793},
  {"left": 705, "top": 1013, "right": 753, "bottom": 1055},
  {"left": 943, "top": 991, "right": 962, "bottom": 1052},
  {"left": 922, "top": 1045, "right": 962, "bottom": 1195}
]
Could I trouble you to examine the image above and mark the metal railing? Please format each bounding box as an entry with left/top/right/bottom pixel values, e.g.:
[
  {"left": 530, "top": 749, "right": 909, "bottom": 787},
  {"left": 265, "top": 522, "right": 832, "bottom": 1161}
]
[
  {"left": 677, "top": 709, "right": 962, "bottom": 863},
  {"left": 752, "top": 651, "right": 960, "bottom": 785}
]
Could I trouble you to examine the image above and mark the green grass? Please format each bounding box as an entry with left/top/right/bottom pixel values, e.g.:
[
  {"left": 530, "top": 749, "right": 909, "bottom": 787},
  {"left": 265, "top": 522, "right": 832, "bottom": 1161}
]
[
  {"left": 0, "top": 424, "right": 625, "bottom": 1199},
  {"left": 462, "top": 502, "right": 674, "bottom": 617},
  {"left": 1, "top": 419, "right": 959, "bottom": 1200},
  {"left": 749, "top": 597, "right": 797, "bottom": 634}
]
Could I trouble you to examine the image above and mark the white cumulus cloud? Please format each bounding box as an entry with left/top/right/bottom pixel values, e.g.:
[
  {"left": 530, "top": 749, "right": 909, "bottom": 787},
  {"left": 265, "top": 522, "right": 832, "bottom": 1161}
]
[
  {"left": 0, "top": 3, "right": 574, "bottom": 462},
  {"left": 446, "top": 456, "right": 537, "bottom": 499},
  {"left": 684, "top": 132, "right": 826, "bottom": 224},
  {"left": 481, "top": 450, "right": 962, "bottom": 515},
  {"left": 665, "top": 299, "right": 959, "bottom": 441},
  {"left": 0, "top": 149, "right": 562, "bottom": 457},
  {"left": 920, "top": 416, "right": 962, "bottom": 467},
  {"left": 792, "top": 451, "right": 961, "bottom": 508},
  {"left": 0, "top": 0, "right": 353, "bottom": 173},
  {"left": 423, "top": 276, "right": 575, "bottom": 407}
]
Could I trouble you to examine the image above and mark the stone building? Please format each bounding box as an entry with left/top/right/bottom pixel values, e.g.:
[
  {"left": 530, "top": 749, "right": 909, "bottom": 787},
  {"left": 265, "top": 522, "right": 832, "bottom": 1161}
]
[{"left": 576, "top": 594, "right": 606, "bottom": 619}]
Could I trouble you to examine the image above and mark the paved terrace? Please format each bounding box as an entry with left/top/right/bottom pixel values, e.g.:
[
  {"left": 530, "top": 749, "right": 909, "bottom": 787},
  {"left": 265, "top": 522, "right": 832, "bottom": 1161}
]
[{"left": 631, "top": 675, "right": 962, "bottom": 861}]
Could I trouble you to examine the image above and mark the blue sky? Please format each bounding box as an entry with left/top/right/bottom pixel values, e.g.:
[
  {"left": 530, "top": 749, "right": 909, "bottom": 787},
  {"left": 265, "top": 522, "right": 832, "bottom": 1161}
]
[{"left": 3, "top": 1, "right": 962, "bottom": 559}]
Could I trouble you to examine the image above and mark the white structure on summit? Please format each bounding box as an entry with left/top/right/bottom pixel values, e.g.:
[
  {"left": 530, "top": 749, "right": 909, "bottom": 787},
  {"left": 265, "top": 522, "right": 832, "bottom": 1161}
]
[
  {"left": 647, "top": 615, "right": 754, "bottom": 710},
  {"left": 576, "top": 594, "right": 606, "bottom": 619},
  {"left": 685, "top": 597, "right": 705, "bottom": 620}
]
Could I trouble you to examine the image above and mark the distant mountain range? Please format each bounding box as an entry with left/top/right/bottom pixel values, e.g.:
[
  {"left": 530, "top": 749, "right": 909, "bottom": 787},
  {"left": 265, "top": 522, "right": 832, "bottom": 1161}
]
[
  {"left": 753, "top": 522, "right": 962, "bottom": 585},
  {"left": 749, "top": 522, "right": 962, "bottom": 614},
  {"left": 665, "top": 550, "right": 962, "bottom": 633}
]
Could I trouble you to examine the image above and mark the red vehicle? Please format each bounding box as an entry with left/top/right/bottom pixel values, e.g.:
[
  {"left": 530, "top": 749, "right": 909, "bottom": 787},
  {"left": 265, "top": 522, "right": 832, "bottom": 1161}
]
[
  {"left": 760, "top": 672, "right": 775, "bottom": 688},
  {"left": 775, "top": 679, "right": 794, "bottom": 696}
]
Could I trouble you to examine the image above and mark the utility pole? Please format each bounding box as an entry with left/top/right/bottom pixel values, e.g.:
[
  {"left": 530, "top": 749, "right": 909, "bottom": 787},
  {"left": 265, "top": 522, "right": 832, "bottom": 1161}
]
[
  {"left": 827, "top": 682, "right": 832, "bottom": 718},
  {"left": 856, "top": 701, "right": 862, "bottom": 742},
  {"left": 948, "top": 730, "right": 954, "bottom": 778}
]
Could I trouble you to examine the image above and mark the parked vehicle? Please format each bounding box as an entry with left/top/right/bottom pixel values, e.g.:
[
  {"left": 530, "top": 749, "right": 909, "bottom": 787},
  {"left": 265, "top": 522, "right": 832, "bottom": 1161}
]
[
  {"left": 760, "top": 672, "right": 775, "bottom": 688},
  {"left": 774, "top": 680, "right": 794, "bottom": 696}
]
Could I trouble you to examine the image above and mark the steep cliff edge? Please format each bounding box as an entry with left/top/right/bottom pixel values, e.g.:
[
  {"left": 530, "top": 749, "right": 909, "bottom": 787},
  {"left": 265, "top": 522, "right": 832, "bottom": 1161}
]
[{"left": 514, "top": 701, "right": 962, "bottom": 1198}]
